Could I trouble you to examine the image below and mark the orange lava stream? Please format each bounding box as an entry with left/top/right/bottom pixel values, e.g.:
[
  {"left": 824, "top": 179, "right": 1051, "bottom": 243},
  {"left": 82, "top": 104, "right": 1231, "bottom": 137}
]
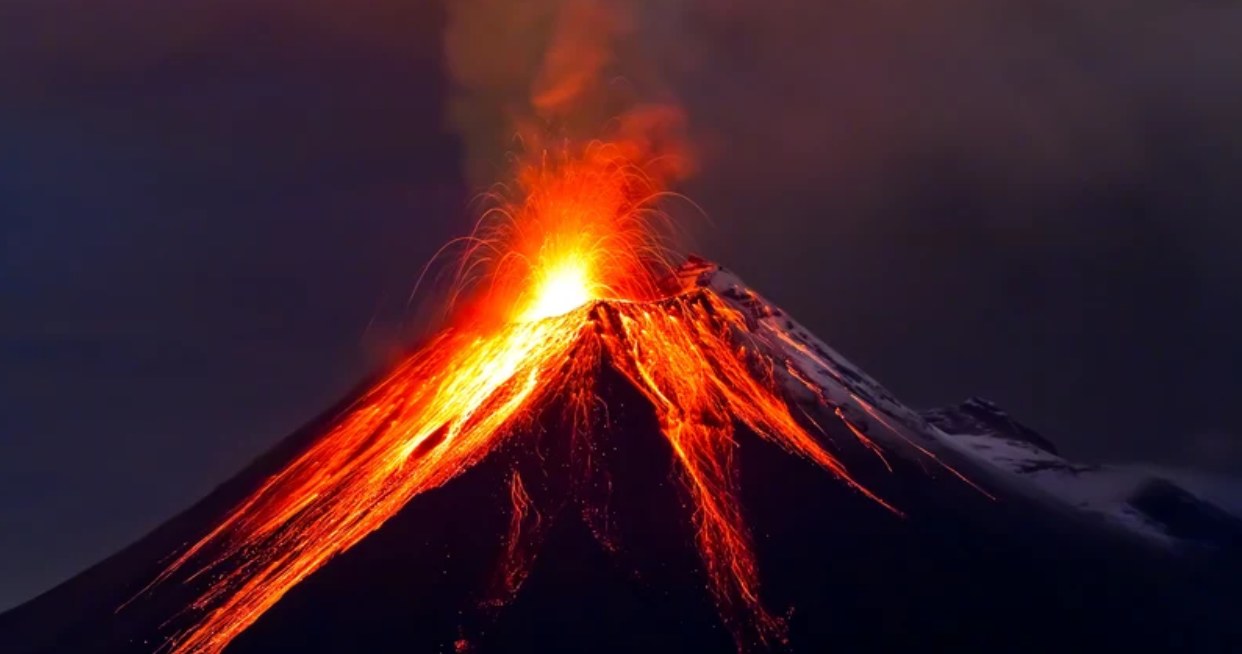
[
  {"left": 597, "top": 294, "right": 898, "bottom": 648},
  {"left": 484, "top": 471, "right": 546, "bottom": 608},
  {"left": 145, "top": 147, "right": 905, "bottom": 654},
  {"left": 768, "top": 325, "right": 991, "bottom": 499},
  {"left": 150, "top": 312, "right": 590, "bottom": 653}
]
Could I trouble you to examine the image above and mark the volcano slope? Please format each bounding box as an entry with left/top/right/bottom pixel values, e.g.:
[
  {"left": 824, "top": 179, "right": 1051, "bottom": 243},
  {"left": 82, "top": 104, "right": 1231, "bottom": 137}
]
[{"left": 2, "top": 261, "right": 1239, "bottom": 654}]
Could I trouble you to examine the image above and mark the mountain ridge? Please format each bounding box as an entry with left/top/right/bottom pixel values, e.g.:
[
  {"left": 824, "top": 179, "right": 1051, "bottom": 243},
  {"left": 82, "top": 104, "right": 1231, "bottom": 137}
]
[{"left": 2, "top": 260, "right": 1238, "bottom": 653}]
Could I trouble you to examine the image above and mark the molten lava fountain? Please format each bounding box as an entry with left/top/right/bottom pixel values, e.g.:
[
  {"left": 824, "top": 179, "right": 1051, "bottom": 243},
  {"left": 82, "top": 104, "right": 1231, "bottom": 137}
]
[{"left": 136, "top": 143, "right": 962, "bottom": 653}]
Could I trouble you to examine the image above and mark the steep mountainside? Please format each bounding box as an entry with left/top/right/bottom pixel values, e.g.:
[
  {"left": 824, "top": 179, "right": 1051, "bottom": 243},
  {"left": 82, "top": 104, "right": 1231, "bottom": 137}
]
[{"left": 2, "top": 261, "right": 1238, "bottom": 653}]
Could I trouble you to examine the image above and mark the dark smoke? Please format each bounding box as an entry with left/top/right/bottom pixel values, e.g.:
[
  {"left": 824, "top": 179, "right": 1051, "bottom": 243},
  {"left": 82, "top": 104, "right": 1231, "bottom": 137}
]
[{"left": 442, "top": 0, "right": 691, "bottom": 186}]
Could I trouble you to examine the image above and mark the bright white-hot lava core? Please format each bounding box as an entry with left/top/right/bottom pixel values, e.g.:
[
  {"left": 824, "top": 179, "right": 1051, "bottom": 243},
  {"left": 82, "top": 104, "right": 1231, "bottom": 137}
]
[{"left": 519, "top": 258, "right": 595, "bottom": 321}]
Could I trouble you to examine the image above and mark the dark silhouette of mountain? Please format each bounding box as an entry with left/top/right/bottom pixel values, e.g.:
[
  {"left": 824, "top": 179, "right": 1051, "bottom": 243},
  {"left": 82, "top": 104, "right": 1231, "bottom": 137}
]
[{"left": 2, "top": 263, "right": 1239, "bottom": 653}]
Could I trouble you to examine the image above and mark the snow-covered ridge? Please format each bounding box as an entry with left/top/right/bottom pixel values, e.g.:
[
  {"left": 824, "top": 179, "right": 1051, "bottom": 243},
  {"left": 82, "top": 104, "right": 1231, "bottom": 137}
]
[
  {"left": 924, "top": 399, "right": 1242, "bottom": 547},
  {"left": 689, "top": 260, "right": 1242, "bottom": 548}
]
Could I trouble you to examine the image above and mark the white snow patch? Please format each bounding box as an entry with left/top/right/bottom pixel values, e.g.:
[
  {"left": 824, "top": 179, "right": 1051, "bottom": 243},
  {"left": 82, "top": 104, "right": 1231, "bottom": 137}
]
[{"left": 929, "top": 431, "right": 1173, "bottom": 542}]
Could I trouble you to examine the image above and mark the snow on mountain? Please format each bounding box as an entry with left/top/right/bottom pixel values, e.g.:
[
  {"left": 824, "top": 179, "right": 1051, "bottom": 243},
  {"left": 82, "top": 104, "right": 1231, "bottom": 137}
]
[
  {"left": 923, "top": 402, "right": 1171, "bottom": 541},
  {"left": 691, "top": 260, "right": 1242, "bottom": 548},
  {"left": 923, "top": 401, "right": 1242, "bottom": 547},
  {"left": 4, "top": 258, "right": 1237, "bottom": 654}
]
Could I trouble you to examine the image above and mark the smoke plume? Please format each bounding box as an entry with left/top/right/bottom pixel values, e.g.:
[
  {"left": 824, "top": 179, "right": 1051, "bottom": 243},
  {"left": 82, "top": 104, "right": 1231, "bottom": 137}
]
[{"left": 443, "top": 0, "right": 691, "bottom": 187}]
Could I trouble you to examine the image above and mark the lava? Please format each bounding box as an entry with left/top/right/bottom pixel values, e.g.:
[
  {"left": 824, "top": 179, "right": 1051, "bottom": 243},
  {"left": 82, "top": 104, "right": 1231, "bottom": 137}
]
[
  {"left": 483, "top": 471, "right": 546, "bottom": 610},
  {"left": 137, "top": 144, "right": 930, "bottom": 654}
]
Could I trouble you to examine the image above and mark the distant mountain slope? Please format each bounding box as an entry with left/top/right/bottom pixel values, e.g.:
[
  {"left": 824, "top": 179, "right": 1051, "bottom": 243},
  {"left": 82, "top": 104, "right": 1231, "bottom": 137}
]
[{"left": 922, "top": 398, "right": 1242, "bottom": 547}]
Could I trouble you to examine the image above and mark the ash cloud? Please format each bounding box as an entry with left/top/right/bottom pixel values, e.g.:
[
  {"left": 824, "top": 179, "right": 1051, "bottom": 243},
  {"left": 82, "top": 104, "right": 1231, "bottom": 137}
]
[{"left": 442, "top": 0, "right": 691, "bottom": 186}]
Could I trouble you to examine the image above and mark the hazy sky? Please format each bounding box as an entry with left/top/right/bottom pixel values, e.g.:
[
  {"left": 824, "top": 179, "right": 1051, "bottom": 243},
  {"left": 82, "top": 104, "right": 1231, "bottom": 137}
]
[{"left": 3, "top": 0, "right": 1240, "bottom": 610}]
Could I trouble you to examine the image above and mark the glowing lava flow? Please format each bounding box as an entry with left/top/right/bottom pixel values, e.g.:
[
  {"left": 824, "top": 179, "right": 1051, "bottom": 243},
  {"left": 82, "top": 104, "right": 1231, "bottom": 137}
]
[{"left": 142, "top": 146, "right": 904, "bottom": 653}]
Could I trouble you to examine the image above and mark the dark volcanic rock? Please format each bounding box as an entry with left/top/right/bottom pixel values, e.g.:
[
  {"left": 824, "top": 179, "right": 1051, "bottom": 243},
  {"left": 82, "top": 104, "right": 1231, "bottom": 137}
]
[
  {"left": 924, "top": 396, "right": 1062, "bottom": 454},
  {"left": 1128, "top": 478, "right": 1242, "bottom": 548}
]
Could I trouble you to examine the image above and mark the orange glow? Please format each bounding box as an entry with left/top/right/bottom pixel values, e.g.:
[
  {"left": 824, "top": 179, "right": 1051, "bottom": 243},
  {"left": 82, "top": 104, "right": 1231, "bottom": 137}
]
[
  {"left": 484, "top": 471, "right": 546, "bottom": 609},
  {"left": 138, "top": 144, "right": 945, "bottom": 654},
  {"left": 520, "top": 257, "right": 594, "bottom": 320},
  {"left": 447, "top": 142, "right": 676, "bottom": 325}
]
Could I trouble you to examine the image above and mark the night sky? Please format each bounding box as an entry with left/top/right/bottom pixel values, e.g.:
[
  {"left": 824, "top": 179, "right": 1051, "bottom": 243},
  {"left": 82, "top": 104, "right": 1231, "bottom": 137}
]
[{"left": 3, "top": 1, "right": 1240, "bottom": 611}]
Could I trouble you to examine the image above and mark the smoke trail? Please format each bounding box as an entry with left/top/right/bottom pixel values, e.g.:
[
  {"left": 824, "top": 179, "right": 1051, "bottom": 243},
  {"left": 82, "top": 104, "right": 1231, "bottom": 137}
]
[{"left": 443, "top": 0, "right": 692, "bottom": 187}]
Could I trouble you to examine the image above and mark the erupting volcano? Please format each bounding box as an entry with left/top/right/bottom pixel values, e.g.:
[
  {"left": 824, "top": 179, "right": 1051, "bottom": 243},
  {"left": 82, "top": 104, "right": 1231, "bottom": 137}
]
[
  {"left": 4, "top": 137, "right": 1239, "bottom": 654},
  {"left": 123, "top": 140, "right": 988, "bottom": 653},
  {"left": 5, "top": 2, "right": 1241, "bottom": 652}
]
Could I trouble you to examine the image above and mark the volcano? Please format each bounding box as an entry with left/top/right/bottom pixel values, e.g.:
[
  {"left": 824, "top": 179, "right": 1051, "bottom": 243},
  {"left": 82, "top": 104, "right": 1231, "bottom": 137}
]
[
  {"left": 2, "top": 258, "right": 1240, "bottom": 654},
  {"left": 2, "top": 142, "right": 1240, "bottom": 653}
]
